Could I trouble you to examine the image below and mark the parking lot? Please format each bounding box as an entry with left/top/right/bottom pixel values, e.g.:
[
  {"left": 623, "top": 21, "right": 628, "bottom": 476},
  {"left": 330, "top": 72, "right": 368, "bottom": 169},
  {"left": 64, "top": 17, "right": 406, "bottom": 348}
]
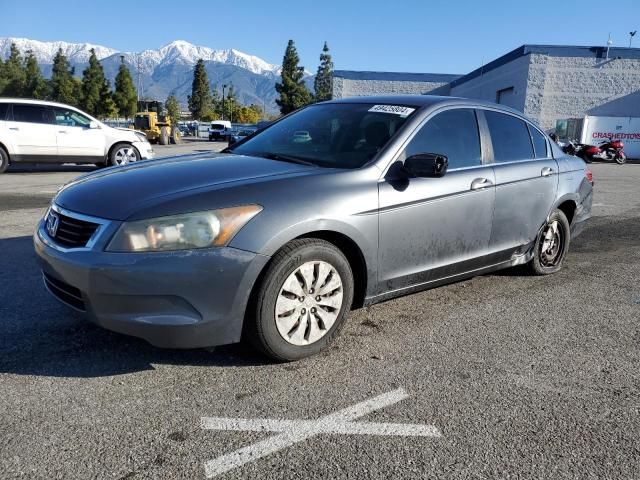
[{"left": 1, "top": 146, "right": 639, "bottom": 478}]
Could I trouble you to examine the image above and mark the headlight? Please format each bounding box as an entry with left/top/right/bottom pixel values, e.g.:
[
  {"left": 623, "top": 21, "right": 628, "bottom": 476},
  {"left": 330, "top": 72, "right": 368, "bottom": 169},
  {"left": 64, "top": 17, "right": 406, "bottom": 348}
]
[
  {"left": 134, "top": 131, "right": 148, "bottom": 142},
  {"left": 106, "top": 205, "right": 262, "bottom": 252}
]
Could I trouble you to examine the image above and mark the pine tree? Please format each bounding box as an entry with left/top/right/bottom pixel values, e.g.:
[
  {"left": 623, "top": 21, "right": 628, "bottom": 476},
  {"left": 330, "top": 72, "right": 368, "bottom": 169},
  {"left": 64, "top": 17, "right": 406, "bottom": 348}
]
[
  {"left": 0, "top": 57, "right": 6, "bottom": 95},
  {"left": 50, "top": 48, "right": 78, "bottom": 105},
  {"left": 3, "top": 43, "right": 26, "bottom": 97},
  {"left": 23, "top": 50, "right": 48, "bottom": 99},
  {"left": 188, "top": 59, "right": 213, "bottom": 119},
  {"left": 113, "top": 56, "right": 137, "bottom": 118},
  {"left": 275, "top": 40, "right": 312, "bottom": 115},
  {"left": 313, "top": 42, "right": 333, "bottom": 102},
  {"left": 98, "top": 80, "right": 118, "bottom": 118},
  {"left": 165, "top": 95, "right": 181, "bottom": 124},
  {"left": 81, "top": 49, "right": 109, "bottom": 115}
]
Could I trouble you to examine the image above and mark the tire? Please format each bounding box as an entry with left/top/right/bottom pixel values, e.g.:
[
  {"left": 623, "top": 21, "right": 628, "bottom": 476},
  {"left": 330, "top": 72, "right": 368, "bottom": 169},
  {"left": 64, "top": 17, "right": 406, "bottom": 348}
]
[
  {"left": 246, "top": 239, "right": 354, "bottom": 361},
  {"left": 528, "top": 209, "right": 571, "bottom": 275},
  {"left": 170, "top": 126, "right": 182, "bottom": 145},
  {"left": 0, "top": 147, "right": 9, "bottom": 174},
  {"left": 109, "top": 143, "right": 140, "bottom": 167},
  {"left": 94, "top": 162, "right": 107, "bottom": 169},
  {"left": 159, "top": 127, "right": 170, "bottom": 145},
  {"left": 615, "top": 152, "right": 626, "bottom": 165}
]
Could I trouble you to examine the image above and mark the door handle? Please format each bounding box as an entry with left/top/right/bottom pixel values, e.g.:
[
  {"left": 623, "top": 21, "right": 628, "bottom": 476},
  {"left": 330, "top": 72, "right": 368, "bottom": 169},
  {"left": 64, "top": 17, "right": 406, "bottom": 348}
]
[
  {"left": 470, "top": 177, "right": 493, "bottom": 190},
  {"left": 541, "top": 167, "right": 554, "bottom": 177},
  {"left": 9, "top": 127, "right": 19, "bottom": 131},
  {"left": 58, "top": 131, "right": 68, "bottom": 134}
]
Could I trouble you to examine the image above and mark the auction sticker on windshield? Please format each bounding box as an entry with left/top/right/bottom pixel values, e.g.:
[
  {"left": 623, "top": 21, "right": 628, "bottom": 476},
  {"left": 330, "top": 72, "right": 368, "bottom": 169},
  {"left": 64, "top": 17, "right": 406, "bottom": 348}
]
[{"left": 368, "top": 105, "right": 415, "bottom": 117}]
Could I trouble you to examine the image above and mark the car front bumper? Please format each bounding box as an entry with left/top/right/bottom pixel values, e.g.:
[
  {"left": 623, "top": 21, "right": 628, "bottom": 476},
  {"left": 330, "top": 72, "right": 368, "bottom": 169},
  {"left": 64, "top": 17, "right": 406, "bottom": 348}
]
[
  {"left": 133, "top": 141, "right": 154, "bottom": 160},
  {"left": 34, "top": 219, "right": 269, "bottom": 349}
]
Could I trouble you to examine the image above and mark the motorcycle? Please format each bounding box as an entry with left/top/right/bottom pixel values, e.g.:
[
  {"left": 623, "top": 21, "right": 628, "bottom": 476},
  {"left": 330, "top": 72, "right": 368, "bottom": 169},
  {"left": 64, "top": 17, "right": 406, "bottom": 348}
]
[
  {"left": 560, "top": 139, "right": 586, "bottom": 157},
  {"left": 579, "top": 138, "right": 627, "bottom": 164}
]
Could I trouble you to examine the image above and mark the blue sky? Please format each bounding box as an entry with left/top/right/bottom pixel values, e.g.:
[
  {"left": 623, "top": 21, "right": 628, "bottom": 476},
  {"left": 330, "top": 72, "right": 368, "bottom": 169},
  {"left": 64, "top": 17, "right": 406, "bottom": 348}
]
[{"left": 3, "top": 0, "right": 640, "bottom": 74}]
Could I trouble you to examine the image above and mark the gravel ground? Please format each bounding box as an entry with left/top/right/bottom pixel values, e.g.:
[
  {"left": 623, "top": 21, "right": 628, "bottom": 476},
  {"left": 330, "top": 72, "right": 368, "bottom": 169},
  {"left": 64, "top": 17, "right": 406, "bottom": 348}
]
[{"left": 0, "top": 156, "right": 639, "bottom": 479}]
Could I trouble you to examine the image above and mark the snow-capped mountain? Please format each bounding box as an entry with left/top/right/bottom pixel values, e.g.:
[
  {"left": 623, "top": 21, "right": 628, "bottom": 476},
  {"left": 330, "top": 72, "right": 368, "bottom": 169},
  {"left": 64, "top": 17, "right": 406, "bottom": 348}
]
[
  {"left": 0, "top": 37, "right": 295, "bottom": 112},
  {"left": 0, "top": 37, "right": 117, "bottom": 64},
  {"left": 0, "top": 37, "right": 280, "bottom": 76}
]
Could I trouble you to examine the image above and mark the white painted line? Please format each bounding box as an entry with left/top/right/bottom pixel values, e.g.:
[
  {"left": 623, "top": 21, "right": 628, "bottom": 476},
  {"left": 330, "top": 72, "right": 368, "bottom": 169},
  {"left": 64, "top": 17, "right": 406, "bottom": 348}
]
[{"left": 201, "top": 388, "right": 441, "bottom": 478}]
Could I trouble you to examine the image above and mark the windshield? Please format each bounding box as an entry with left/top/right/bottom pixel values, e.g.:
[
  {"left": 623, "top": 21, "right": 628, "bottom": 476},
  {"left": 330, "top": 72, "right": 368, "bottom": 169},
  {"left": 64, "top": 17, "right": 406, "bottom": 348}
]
[{"left": 229, "top": 103, "right": 417, "bottom": 168}]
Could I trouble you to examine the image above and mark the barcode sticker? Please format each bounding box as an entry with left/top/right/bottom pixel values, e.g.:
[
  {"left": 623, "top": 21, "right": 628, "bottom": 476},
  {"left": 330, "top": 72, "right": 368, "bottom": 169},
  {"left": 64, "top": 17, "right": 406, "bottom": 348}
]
[{"left": 368, "top": 105, "right": 415, "bottom": 117}]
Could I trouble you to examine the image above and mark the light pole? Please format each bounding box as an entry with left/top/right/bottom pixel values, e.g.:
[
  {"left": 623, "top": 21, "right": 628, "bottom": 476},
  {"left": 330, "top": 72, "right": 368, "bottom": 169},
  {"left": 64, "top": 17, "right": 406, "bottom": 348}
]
[
  {"left": 222, "top": 84, "right": 227, "bottom": 120},
  {"left": 630, "top": 31, "right": 637, "bottom": 48}
]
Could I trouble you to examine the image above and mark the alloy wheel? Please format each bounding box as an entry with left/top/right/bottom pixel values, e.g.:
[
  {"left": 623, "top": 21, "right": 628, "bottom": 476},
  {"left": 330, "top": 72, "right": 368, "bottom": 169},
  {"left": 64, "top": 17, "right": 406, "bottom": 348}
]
[
  {"left": 274, "top": 260, "right": 344, "bottom": 346},
  {"left": 114, "top": 146, "right": 137, "bottom": 165}
]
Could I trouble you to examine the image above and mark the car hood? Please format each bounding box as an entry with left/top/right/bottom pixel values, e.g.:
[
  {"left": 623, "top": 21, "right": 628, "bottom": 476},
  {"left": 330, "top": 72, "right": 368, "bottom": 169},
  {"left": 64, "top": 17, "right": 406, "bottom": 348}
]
[{"left": 55, "top": 154, "right": 316, "bottom": 220}]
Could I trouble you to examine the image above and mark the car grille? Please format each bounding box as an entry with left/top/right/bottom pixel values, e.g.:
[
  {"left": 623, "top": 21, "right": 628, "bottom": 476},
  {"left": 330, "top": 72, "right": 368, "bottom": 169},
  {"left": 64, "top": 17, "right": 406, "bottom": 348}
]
[
  {"left": 43, "top": 272, "right": 86, "bottom": 311},
  {"left": 47, "top": 210, "right": 100, "bottom": 248}
]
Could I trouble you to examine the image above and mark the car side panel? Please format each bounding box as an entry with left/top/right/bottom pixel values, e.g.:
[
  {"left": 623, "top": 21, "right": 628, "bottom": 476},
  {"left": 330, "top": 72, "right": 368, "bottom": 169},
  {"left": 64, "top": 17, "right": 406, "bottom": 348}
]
[
  {"left": 227, "top": 168, "right": 381, "bottom": 299},
  {"left": 489, "top": 158, "right": 559, "bottom": 258},
  {"left": 554, "top": 154, "right": 593, "bottom": 236}
]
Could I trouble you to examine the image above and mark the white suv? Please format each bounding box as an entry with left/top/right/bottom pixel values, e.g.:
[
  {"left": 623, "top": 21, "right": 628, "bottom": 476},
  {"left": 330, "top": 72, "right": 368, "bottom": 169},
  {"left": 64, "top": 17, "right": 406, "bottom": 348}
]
[{"left": 0, "top": 98, "right": 154, "bottom": 173}]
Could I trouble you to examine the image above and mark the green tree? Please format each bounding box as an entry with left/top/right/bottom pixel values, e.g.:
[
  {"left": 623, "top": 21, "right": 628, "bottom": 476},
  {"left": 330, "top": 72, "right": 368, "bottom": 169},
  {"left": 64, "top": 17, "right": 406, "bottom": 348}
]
[
  {"left": 165, "top": 94, "right": 181, "bottom": 124},
  {"left": 0, "top": 57, "right": 7, "bottom": 94},
  {"left": 275, "top": 40, "right": 312, "bottom": 115},
  {"left": 188, "top": 59, "right": 213, "bottom": 119},
  {"left": 23, "top": 50, "right": 48, "bottom": 99},
  {"left": 80, "top": 48, "right": 111, "bottom": 116},
  {"left": 313, "top": 42, "right": 333, "bottom": 102},
  {"left": 50, "top": 48, "right": 78, "bottom": 105},
  {"left": 98, "top": 80, "right": 118, "bottom": 118},
  {"left": 113, "top": 56, "right": 137, "bottom": 118},
  {"left": 3, "top": 43, "right": 26, "bottom": 97},
  {"left": 235, "top": 104, "right": 263, "bottom": 124}
]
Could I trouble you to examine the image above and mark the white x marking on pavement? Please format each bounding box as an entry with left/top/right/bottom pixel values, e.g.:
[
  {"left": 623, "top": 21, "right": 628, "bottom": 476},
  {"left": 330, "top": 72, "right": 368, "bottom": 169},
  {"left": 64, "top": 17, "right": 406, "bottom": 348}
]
[{"left": 201, "top": 387, "right": 441, "bottom": 478}]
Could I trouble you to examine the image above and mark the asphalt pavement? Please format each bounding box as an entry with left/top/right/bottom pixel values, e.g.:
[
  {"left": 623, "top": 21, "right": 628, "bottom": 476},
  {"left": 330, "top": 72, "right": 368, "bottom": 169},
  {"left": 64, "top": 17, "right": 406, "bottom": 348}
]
[{"left": 1, "top": 151, "right": 639, "bottom": 479}]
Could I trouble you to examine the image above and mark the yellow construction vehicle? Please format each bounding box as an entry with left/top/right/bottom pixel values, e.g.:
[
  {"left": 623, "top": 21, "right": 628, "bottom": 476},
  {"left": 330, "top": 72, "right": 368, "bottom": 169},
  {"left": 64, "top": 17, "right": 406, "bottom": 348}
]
[{"left": 133, "top": 100, "right": 181, "bottom": 145}]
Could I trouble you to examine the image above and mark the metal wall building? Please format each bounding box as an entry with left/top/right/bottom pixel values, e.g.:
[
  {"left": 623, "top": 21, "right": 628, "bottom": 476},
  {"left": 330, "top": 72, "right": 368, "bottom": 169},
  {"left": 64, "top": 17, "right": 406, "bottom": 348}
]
[{"left": 333, "top": 45, "right": 640, "bottom": 131}]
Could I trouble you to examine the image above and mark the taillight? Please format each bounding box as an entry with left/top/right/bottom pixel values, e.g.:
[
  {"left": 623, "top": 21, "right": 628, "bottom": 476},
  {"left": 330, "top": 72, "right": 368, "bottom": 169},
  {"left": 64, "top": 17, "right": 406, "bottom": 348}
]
[{"left": 585, "top": 168, "right": 593, "bottom": 183}]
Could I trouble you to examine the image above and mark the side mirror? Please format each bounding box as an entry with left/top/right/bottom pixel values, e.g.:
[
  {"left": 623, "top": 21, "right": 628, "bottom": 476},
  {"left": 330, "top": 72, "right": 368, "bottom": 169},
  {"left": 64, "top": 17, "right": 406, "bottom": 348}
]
[
  {"left": 404, "top": 153, "right": 448, "bottom": 178},
  {"left": 89, "top": 121, "right": 100, "bottom": 129}
]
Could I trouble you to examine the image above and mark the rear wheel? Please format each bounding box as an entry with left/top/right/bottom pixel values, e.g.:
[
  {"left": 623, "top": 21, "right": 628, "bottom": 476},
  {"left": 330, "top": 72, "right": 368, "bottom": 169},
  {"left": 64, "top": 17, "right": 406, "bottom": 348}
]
[
  {"left": 159, "top": 127, "right": 170, "bottom": 145},
  {"left": 109, "top": 143, "right": 140, "bottom": 167},
  {"left": 528, "top": 209, "right": 571, "bottom": 275},
  {"left": 247, "top": 239, "right": 354, "bottom": 361},
  {"left": 615, "top": 152, "right": 627, "bottom": 165},
  {"left": 0, "top": 147, "right": 9, "bottom": 173}
]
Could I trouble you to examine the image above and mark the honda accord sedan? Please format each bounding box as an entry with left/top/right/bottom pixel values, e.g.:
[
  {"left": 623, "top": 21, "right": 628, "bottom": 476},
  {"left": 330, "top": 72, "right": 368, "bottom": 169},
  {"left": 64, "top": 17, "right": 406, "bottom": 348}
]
[{"left": 35, "top": 96, "right": 593, "bottom": 361}]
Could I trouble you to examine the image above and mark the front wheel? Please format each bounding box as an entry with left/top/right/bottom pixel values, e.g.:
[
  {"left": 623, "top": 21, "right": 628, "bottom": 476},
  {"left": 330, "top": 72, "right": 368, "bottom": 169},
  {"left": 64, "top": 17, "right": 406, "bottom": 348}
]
[
  {"left": 246, "top": 239, "right": 354, "bottom": 361},
  {"left": 615, "top": 152, "right": 627, "bottom": 165},
  {"left": 170, "top": 126, "right": 182, "bottom": 145},
  {"left": 528, "top": 209, "right": 571, "bottom": 275},
  {"left": 109, "top": 143, "right": 140, "bottom": 167}
]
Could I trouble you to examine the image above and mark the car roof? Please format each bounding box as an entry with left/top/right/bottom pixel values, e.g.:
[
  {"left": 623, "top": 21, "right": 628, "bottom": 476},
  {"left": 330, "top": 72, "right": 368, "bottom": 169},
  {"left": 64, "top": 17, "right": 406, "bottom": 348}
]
[
  {"left": 323, "top": 94, "right": 525, "bottom": 117},
  {"left": 0, "top": 97, "right": 82, "bottom": 109}
]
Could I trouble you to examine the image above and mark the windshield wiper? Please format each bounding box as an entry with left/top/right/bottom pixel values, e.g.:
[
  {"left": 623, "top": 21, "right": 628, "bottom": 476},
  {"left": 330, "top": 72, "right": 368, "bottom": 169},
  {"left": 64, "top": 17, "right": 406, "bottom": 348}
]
[{"left": 259, "top": 152, "right": 318, "bottom": 167}]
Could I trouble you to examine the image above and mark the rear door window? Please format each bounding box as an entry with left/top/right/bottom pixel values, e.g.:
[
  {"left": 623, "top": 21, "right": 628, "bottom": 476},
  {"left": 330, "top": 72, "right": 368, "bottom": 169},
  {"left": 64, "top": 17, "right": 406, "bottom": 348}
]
[
  {"left": 0, "top": 103, "right": 9, "bottom": 121},
  {"left": 11, "top": 104, "right": 53, "bottom": 124},
  {"left": 484, "top": 110, "right": 534, "bottom": 162},
  {"left": 528, "top": 124, "right": 548, "bottom": 158}
]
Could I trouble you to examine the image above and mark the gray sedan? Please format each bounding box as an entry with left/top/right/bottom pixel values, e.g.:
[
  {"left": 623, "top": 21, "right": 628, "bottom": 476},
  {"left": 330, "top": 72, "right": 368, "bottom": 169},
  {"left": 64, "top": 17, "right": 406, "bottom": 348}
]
[{"left": 35, "top": 96, "right": 593, "bottom": 361}]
